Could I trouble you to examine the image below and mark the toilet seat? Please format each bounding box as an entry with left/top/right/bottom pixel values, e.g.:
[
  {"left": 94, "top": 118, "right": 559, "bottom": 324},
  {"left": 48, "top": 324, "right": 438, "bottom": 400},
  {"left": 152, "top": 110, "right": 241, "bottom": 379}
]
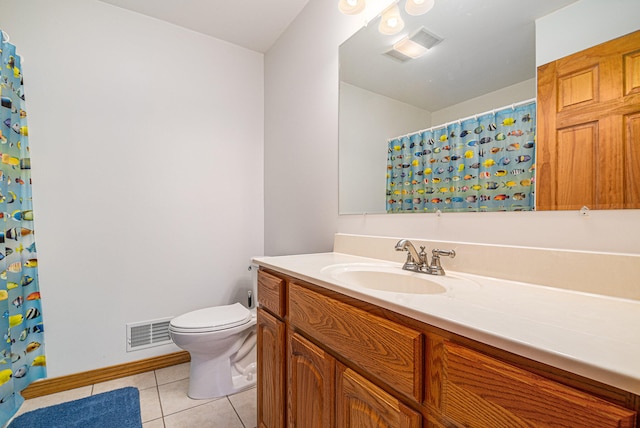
[{"left": 170, "top": 303, "right": 252, "bottom": 333}]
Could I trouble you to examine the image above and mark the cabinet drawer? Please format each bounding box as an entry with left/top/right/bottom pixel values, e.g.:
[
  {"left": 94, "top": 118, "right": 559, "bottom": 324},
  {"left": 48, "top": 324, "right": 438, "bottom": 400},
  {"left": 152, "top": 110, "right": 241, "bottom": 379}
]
[
  {"left": 289, "top": 282, "right": 423, "bottom": 401},
  {"left": 442, "top": 341, "right": 637, "bottom": 428},
  {"left": 258, "top": 270, "right": 285, "bottom": 318}
]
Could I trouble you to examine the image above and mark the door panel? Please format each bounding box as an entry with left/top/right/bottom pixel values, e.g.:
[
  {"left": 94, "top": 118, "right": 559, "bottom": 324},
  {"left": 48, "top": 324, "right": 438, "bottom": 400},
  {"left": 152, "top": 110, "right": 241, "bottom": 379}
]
[{"left": 537, "top": 29, "right": 640, "bottom": 210}]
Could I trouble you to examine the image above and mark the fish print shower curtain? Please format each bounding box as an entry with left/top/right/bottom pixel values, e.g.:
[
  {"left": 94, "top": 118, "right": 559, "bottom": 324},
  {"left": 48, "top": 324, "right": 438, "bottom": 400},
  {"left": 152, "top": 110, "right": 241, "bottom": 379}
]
[
  {"left": 0, "top": 31, "right": 46, "bottom": 424},
  {"left": 386, "top": 101, "right": 536, "bottom": 213}
]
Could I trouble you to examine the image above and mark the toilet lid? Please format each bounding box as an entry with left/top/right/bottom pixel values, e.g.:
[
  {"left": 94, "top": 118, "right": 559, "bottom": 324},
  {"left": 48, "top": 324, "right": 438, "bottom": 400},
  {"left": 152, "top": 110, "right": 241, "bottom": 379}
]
[{"left": 170, "top": 302, "right": 252, "bottom": 332}]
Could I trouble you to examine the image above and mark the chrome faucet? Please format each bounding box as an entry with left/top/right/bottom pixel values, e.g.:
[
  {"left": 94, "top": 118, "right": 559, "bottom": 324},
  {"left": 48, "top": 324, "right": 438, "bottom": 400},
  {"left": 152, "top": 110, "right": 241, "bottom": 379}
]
[
  {"left": 394, "top": 239, "right": 456, "bottom": 275},
  {"left": 394, "top": 239, "right": 427, "bottom": 271}
]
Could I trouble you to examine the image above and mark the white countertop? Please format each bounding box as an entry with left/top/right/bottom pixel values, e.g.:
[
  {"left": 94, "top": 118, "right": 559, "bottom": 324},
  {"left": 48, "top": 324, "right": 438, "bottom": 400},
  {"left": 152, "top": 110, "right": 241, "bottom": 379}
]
[{"left": 253, "top": 252, "right": 640, "bottom": 395}]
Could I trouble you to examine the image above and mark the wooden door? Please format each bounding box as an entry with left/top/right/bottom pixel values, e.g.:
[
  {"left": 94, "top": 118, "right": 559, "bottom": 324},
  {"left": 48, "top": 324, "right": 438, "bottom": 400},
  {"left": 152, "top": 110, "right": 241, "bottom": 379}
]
[
  {"left": 288, "top": 332, "right": 335, "bottom": 427},
  {"left": 336, "top": 363, "right": 422, "bottom": 428},
  {"left": 257, "top": 308, "right": 286, "bottom": 428},
  {"left": 537, "top": 30, "right": 640, "bottom": 210}
]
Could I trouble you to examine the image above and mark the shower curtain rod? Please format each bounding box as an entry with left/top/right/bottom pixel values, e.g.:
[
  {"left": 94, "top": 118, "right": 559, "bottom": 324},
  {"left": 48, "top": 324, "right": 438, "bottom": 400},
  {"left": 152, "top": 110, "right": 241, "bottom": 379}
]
[{"left": 390, "top": 97, "right": 537, "bottom": 142}]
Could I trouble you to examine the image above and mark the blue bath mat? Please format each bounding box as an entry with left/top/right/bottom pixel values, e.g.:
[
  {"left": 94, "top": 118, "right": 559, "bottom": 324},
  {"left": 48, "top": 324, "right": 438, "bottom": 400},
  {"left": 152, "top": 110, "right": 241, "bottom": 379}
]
[{"left": 10, "top": 387, "right": 142, "bottom": 428}]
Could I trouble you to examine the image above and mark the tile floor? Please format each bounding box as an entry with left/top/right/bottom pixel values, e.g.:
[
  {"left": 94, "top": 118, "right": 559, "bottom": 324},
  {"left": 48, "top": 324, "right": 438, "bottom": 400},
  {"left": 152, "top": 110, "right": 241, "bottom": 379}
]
[{"left": 14, "top": 362, "right": 257, "bottom": 428}]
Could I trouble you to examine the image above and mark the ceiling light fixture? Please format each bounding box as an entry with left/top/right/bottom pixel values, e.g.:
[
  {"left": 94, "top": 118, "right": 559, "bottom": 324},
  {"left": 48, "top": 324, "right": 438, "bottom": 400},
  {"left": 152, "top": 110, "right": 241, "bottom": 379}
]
[
  {"left": 378, "top": 4, "right": 405, "bottom": 35},
  {"left": 392, "top": 39, "right": 428, "bottom": 59},
  {"left": 339, "top": 0, "right": 435, "bottom": 35},
  {"left": 338, "top": 0, "right": 367, "bottom": 15},
  {"left": 404, "top": 0, "right": 435, "bottom": 16}
]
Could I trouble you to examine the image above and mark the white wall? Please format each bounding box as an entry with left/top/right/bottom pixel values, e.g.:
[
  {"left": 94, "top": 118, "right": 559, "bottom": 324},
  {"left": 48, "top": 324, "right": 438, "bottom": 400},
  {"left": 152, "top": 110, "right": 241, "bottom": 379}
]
[
  {"left": 536, "top": 0, "right": 640, "bottom": 66},
  {"left": 265, "top": 0, "right": 640, "bottom": 255},
  {"left": 430, "top": 79, "right": 536, "bottom": 127},
  {"left": 339, "top": 82, "right": 430, "bottom": 214},
  {"left": 264, "top": 0, "right": 359, "bottom": 256},
  {"left": 0, "top": 0, "right": 264, "bottom": 377}
]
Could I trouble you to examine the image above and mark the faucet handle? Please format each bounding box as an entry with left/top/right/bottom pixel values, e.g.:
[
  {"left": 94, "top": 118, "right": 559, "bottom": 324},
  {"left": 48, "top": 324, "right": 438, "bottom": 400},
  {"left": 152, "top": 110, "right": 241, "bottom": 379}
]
[
  {"left": 432, "top": 249, "right": 456, "bottom": 259},
  {"left": 429, "top": 248, "right": 456, "bottom": 275}
]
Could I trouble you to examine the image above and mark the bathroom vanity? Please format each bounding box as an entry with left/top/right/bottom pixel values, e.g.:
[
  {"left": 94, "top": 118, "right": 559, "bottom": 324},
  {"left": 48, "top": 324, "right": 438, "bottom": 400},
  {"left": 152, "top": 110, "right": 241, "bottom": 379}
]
[{"left": 253, "top": 244, "right": 640, "bottom": 427}]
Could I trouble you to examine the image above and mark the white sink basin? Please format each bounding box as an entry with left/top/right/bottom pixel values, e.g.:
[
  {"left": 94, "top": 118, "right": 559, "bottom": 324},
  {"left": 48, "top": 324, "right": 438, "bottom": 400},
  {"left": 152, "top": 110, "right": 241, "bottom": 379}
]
[{"left": 321, "top": 263, "right": 473, "bottom": 295}]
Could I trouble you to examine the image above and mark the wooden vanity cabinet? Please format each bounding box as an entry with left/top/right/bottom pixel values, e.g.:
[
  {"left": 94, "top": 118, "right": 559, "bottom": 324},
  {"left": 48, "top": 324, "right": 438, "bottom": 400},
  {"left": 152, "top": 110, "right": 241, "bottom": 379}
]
[{"left": 257, "top": 268, "right": 639, "bottom": 428}]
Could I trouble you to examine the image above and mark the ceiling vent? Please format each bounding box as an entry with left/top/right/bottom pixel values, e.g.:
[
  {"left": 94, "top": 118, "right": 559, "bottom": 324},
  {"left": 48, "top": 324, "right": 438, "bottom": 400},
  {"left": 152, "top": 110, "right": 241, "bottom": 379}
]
[
  {"left": 383, "top": 48, "right": 413, "bottom": 63},
  {"left": 410, "top": 27, "right": 442, "bottom": 50},
  {"left": 384, "top": 27, "right": 443, "bottom": 62},
  {"left": 127, "top": 317, "right": 173, "bottom": 352}
]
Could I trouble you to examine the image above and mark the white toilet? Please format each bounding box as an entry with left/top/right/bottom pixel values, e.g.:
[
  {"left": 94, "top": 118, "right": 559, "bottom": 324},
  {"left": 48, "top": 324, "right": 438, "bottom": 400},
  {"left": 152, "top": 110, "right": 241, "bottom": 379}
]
[{"left": 169, "top": 274, "right": 258, "bottom": 399}]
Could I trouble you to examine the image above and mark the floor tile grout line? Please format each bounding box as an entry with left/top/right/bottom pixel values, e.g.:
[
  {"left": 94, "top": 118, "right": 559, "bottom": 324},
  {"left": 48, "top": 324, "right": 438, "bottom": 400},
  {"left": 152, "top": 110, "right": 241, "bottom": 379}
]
[
  {"left": 160, "top": 396, "right": 224, "bottom": 418},
  {"left": 152, "top": 369, "right": 167, "bottom": 421},
  {"left": 227, "top": 396, "right": 246, "bottom": 427}
]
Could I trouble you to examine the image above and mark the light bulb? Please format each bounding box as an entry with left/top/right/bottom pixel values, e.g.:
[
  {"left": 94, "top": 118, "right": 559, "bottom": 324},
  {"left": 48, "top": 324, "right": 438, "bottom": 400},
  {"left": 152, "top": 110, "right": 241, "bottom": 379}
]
[
  {"left": 378, "top": 4, "right": 405, "bottom": 35},
  {"left": 405, "top": 0, "right": 435, "bottom": 16},
  {"left": 338, "top": 0, "right": 366, "bottom": 15}
]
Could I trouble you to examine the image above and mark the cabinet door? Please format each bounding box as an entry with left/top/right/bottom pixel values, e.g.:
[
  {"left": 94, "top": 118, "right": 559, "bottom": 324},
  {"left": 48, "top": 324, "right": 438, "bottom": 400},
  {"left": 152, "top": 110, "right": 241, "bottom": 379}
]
[
  {"left": 288, "top": 332, "right": 335, "bottom": 428},
  {"left": 257, "top": 308, "right": 286, "bottom": 428},
  {"left": 336, "top": 363, "right": 422, "bottom": 428}
]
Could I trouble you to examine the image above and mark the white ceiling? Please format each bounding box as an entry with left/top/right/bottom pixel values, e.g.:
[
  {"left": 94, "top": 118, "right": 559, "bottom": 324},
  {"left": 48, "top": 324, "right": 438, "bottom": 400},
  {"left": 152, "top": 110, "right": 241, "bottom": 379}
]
[
  {"left": 96, "top": 0, "right": 580, "bottom": 110},
  {"left": 96, "top": 0, "right": 311, "bottom": 53},
  {"left": 340, "top": 0, "right": 580, "bottom": 111}
]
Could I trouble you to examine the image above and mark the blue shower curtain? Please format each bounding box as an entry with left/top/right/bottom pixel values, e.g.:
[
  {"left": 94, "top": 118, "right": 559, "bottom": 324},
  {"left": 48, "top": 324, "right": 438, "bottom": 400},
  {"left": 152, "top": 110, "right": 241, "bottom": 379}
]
[
  {"left": 0, "top": 30, "right": 46, "bottom": 424},
  {"left": 386, "top": 101, "right": 536, "bottom": 213}
]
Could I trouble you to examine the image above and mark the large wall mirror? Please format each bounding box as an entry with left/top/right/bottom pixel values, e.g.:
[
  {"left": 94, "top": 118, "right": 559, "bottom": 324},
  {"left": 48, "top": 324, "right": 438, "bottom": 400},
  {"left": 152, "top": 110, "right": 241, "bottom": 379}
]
[{"left": 338, "top": 0, "right": 579, "bottom": 214}]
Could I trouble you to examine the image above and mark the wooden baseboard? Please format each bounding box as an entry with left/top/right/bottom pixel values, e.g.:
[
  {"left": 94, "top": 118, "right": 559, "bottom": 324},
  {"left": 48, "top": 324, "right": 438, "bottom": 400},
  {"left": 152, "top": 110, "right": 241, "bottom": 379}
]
[{"left": 21, "top": 351, "right": 191, "bottom": 399}]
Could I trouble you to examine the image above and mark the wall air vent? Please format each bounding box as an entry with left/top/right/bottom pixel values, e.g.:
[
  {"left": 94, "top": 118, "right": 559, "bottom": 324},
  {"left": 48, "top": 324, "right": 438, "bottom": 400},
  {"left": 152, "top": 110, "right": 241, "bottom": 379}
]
[{"left": 126, "top": 317, "right": 173, "bottom": 352}]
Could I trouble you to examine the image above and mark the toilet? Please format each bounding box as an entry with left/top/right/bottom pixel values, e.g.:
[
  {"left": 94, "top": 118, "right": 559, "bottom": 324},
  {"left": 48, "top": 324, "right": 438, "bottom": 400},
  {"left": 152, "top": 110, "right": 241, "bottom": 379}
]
[{"left": 169, "top": 271, "right": 258, "bottom": 399}]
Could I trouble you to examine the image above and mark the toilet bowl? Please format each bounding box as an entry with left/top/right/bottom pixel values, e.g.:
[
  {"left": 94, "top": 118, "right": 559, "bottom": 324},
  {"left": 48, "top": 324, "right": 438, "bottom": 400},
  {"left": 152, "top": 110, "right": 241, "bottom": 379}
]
[{"left": 169, "top": 302, "right": 257, "bottom": 399}]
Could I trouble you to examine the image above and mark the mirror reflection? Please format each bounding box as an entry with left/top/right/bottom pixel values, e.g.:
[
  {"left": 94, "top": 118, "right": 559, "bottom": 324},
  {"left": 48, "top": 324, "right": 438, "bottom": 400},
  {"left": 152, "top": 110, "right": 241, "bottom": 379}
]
[{"left": 338, "top": 0, "right": 578, "bottom": 214}]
